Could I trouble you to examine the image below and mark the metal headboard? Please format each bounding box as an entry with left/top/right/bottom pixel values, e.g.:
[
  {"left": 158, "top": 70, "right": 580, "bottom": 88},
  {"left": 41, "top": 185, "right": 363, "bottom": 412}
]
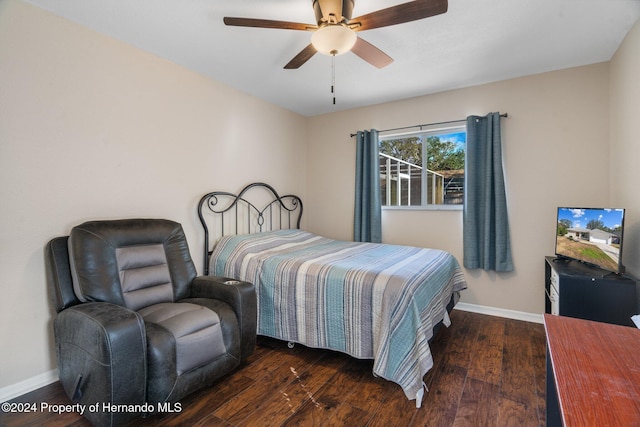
[{"left": 197, "top": 182, "right": 303, "bottom": 274}]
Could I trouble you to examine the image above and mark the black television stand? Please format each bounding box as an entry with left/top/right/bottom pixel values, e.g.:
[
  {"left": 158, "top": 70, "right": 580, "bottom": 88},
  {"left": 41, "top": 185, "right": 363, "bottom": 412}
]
[{"left": 545, "top": 256, "right": 638, "bottom": 327}]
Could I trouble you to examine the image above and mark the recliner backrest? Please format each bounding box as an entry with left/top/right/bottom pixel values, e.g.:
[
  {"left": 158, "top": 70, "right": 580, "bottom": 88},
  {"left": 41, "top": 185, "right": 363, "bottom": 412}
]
[{"left": 68, "top": 219, "right": 197, "bottom": 311}]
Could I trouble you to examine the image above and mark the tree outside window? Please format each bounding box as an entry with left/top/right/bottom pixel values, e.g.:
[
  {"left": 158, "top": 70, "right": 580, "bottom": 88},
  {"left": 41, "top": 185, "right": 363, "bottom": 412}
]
[{"left": 379, "top": 127, "right": 466, "bottom": 207}]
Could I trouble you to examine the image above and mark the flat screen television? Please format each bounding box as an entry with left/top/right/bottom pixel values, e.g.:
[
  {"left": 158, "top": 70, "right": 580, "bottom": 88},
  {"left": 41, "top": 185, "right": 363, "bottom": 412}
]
[{"left": 555, "top": 207, "right": 626, "bottom": 274}]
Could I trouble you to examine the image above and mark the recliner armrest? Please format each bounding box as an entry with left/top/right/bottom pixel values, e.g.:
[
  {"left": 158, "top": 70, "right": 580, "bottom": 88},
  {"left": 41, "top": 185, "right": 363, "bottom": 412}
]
[
  {"left": 191, "top": 276, "right": 257, "bottom": 360},
  {"left": 55, "top": 302, "right": 146, "bottom": 427},
  {"left": 45, "top": 236, "right": 80, "bottom": 312}
]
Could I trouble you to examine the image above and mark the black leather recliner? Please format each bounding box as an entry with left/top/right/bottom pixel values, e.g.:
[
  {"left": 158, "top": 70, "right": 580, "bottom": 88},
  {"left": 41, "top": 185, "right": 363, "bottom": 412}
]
[{"left": 45, "top": 219, "right": 256, "bottom": 426}]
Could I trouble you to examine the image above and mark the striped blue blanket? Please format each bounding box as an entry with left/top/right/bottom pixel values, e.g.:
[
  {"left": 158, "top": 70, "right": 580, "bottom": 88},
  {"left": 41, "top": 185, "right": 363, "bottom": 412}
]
[{"left": 209, "top": 229, "right": 466, "bottom": 405}]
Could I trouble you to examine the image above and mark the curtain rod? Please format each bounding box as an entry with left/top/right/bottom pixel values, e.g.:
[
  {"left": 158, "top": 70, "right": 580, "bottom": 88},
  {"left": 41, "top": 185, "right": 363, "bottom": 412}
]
[{"left": 349, "top": 113, "right": 508, "bottom": 138}]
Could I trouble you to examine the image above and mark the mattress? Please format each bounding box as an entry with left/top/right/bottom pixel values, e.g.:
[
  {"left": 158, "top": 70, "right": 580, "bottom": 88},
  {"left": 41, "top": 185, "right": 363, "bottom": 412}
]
[{"left": 208, "top": 229, "right": 467, "bottom": 404}]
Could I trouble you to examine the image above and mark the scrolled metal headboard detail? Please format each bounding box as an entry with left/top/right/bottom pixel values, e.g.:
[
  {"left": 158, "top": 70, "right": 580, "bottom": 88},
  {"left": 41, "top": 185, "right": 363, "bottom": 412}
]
[{"left": 197, "top": 182, "right": 303, "bottom": 274}]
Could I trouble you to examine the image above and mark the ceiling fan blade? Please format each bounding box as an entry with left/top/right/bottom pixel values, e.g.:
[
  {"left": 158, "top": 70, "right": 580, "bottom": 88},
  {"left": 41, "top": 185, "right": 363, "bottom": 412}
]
[
  {"left": 284, "top": 44, "right": 318, "bottom": 69},
  {"left": 350, "top": 0, "right": 447, "bottom": 31},
  {"left": 351, "top": 37, "right": 393, "bottom": 68},
  {"left": 224, "top": 17, "right": 316, "bottom": 31}
]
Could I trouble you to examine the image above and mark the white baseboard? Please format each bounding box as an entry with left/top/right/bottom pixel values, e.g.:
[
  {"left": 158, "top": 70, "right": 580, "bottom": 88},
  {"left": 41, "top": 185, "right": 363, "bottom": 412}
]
[
  {"left": 0, "top": 369, "right": 58, "bottom": 403},
  {"left": 455, "top": 302, "right": 544, "bottom": 324}
]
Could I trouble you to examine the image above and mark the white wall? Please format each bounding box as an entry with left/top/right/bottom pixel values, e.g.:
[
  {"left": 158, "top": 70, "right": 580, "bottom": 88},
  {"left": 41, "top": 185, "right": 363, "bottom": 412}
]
[
  {"left": 306, "top": 63, "right": 611, "bottom": 315},
  {"left": 610, "top": 18, "right": 640, "bottom": 279},
  {"left": 0, "top": 0, "right": 307, "bottom": 391}
]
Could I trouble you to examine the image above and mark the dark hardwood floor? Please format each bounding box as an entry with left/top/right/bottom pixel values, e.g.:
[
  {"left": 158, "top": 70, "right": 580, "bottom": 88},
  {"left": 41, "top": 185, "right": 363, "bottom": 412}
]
[{"left": 0, "top": 310, "right": 546, "bottom": 427}]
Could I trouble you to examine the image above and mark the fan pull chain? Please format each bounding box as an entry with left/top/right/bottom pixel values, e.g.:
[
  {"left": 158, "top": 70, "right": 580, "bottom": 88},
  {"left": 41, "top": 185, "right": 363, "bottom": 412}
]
[{"left": 331, "top": 51, "right": 336, "bottom": 105}]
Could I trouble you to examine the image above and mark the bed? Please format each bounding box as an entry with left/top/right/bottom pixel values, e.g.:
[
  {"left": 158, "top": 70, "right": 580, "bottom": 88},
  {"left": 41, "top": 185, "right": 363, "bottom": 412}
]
[{"left": 197, "top": 182, "right": 467, "bottom": 407}]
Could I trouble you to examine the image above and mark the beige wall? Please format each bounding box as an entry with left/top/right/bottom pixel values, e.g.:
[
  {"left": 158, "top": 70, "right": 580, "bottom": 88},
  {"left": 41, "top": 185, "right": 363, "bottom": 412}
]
[
  {"left": 0, "top": 0, "right": 307, "bottom": 390},
  {"left": 306, "top": 63, "right": 611, "bottom": 314},
  {"left": 610, "top": 19, "right": 640, "bottom": 278}
]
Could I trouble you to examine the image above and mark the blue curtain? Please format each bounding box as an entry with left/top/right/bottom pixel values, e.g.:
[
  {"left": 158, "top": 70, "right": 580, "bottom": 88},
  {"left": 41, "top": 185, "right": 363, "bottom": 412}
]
[
  {"left": 463, "top": 113, "right": 513, "bottom": 272},
  {"left": 354, "top": 130, "right": 382, "bottom": 243}
]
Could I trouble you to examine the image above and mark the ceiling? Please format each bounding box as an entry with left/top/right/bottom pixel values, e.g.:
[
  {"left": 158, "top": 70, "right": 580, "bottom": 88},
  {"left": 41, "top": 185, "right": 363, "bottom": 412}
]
[{"left": 23, "top": 0, "right": 640, "bottom": 117}]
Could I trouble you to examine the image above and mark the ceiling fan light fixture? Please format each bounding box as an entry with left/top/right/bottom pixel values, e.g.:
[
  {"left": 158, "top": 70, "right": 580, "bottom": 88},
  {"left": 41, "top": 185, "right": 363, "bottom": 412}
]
[{"left": 311, "top": 24, "right": 357, "bottom": 56}]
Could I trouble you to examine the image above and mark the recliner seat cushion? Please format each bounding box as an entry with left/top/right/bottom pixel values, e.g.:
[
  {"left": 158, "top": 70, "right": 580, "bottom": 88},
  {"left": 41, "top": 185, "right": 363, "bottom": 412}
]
[{"left": 139, "top": 302, "right": 227, "bottom": 376}]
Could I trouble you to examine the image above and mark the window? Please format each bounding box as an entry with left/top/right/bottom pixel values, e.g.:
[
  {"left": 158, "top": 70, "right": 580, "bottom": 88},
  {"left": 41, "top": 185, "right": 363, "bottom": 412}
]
[{"left": 379, "top": 125, "right": 466, "bottom": 208}]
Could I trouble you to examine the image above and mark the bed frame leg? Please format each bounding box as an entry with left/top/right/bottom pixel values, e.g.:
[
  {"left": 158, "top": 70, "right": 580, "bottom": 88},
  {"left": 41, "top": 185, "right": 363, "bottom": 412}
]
[
  {"left": 287, "top": 341, "right": 295, "bottom": 349},
  {"left": 416, "top": 382, "right": 428, "bottom": 408}
]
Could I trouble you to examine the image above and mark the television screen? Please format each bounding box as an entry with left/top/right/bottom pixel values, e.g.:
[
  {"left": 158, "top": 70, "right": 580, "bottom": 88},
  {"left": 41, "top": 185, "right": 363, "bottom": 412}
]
[{"left": 555, "top": 207, "right": 625, "bottom": 273}]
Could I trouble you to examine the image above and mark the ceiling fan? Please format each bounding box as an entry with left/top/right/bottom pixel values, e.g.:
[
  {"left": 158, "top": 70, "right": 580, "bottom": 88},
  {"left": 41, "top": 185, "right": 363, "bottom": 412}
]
[{"left": 223, "top": 0, "right": 448, "bottom": 69}]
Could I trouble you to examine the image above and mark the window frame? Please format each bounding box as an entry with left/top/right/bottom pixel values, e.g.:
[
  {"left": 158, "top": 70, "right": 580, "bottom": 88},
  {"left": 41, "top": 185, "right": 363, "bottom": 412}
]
[{"left": 379, "top": 124, "right": 466, "bottom": 211}]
